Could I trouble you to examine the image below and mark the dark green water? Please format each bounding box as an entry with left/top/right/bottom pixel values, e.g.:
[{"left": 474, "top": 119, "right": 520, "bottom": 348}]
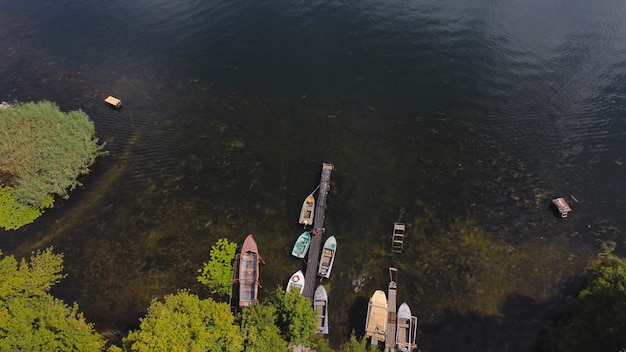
[{"left": 1, "top": 1, "right": 625, "bottom": 350}]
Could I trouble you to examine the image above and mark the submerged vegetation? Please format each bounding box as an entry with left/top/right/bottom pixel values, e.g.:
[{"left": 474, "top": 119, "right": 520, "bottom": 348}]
[{"left": 0, "top": 101, "right": 105, "bottom": 230}]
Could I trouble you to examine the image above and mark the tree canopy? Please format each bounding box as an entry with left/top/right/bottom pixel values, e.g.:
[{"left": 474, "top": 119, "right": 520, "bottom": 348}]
[
  {"left": 122, "top": 291, "right": 243, "bottom": 352},
  {"left": 0, "top": 100, "right": 105, "bottom": 230},
  {"left": 197, "top": 238, "right": 237, "bottom": 298},
  {"left": 240, "top": 303, "right": 288, "bottom": 352},
  {"left": 266, "top": 286, "right": 318, "bottom": 346},
  {"left": 540, "top": 256, "right": 626, "bottom": 352},
  {"left": 0, "top": 248, "right": 105, "bottom": 351}
]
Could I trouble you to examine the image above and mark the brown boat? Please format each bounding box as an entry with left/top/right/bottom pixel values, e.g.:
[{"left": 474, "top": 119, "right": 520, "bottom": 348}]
[{"left": 238, "top": 234, "right": 260, "bottom": 307}]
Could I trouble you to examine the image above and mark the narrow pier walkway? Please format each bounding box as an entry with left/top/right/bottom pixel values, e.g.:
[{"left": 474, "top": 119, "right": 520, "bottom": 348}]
[
  {"left": 385, "top": 268, "right": 398, "bottom": 351},
  {"left": 303, "top": 162, "right": 334, "bottom": 301}
]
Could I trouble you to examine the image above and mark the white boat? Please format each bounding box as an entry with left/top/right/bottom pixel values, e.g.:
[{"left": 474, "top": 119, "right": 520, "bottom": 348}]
[
  {"left": 365, "top": 290, "right": 387, "bottom": 344},
  {"left": 286, "top": 270, "right": 305, "bottom": 294},
  {"left": 317, "top": 235, "right": 336, "bottom": 278},
  {"left": 299, "top": 194, "right": 315, "bottom": 225},
  {"left": 314, "top": 285, "right": 329, "bottom": 334},
  {"left": 396, "top": 302, "right": 418, "bottom": 352}
]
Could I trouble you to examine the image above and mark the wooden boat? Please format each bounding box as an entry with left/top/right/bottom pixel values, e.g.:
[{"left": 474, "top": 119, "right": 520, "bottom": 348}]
[
  {"left": 286, "top": 270, "right": 305, "bottom": 294},
  {"left": 291, "top": 231, "right": 311, "bottom": 258},
  {"left": 299, "top": 194, "right": 315, "bottom": 225},
  {"left": 365, "top": 290, "right": 387, "bottom": 344},
  {"left": 238, "top": 234, "right": 260, "bottom": 307},
  {"left": 314, "top": 285, "right": 329, "bottom": 334},
  {"left": 396, "top": 302, "right": 418, "bottom": 352},
  {"left": 317, "top": 235, "right": 336, "bottom": 278}
]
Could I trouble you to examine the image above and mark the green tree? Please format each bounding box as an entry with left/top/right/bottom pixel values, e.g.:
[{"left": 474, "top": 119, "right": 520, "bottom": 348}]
[
  {"left": 240, "top": 303, "right": 288, "bottom": 352},
  {"left": 338, "top": 332, "right": 373, "bottom": 352},
  {"left": 266, "top": 286, "right": 317, "bottom": 346},
  {"left": 540, "top": 256, "right": 626, "bottom": 352},
  {"left": 197, "top": 238, "right": 237, "bottom": 298},
  {"left": 0, "top": 248, "right": 105, "bottom": 351},
  {"left": 122, "top": 290, "right": 243, "bottom": 352},
  {"left": 0, "top": 101, "right": 105, "bottom": 229}
]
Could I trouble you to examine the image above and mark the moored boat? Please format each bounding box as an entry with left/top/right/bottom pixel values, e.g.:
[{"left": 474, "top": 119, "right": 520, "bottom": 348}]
[
  {"left": 317, "top": 235, "right": 337, "bottom": 278},
  {"left": 286, "top": 270, "right": 305, "bottom": 294},
  {"left": 396, "top": 302, "right": 418, "bottom": 352},
  {"left": 365, "top": 290, "right": 387, "bottom": 344},
  {"left": 314, "top": 285, "right": 329, "bottom": 334},
  {"left": 238, "top": 234, "right": 260, "bottom": 307},
  {"left": 291, "top": 231, "right": 311, "bottom": 258},
  {"left": 299, "top": 194, "right": 315, "bottom": 225}
]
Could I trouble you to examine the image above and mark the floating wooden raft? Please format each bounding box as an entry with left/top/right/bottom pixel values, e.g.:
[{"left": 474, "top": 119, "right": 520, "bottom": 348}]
[
  {"left": 552, "top": 197, "right": 572, "bottom": 218},
  {"left": 104, "top": 96, "right": 122, "bottom": 109}
]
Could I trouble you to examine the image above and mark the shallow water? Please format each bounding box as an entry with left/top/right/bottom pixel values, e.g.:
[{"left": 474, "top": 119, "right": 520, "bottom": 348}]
[{"left": 1, "top": 1, "right": 625, "bottom": 350}]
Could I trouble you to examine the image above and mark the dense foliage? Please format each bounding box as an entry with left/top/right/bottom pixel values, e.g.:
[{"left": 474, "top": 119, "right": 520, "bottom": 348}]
[
  {"left": 122, "top": 291, "right": 243, "bottom": 352},
  {"left": 240, "top": 303, "right": 288, "bottom": 351},
  {"left": 0, "top": 185, "right": 44, "bottom": 230},
  {"left": 266, "top": 286, "right": 318, "bottom": 346},
  {"left": 197, "top": 238, "right": 237, "bottom": 298},
  {"left": 0, "top": 101, "right": 105, "bottom": 230},
  {"left": 540, "top": 256, "right": 626, "bottom": 352},
  {"left": 0, "top": 248, "right": 105, "bottom": 351}
]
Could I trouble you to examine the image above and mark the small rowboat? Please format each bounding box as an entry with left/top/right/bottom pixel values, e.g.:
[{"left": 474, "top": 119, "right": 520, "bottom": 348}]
[
  {"left": 396, "top": 302, "right": 418, "bottom": 352},
  {"left": 314, "top": 285, "right": 329, "bottom": 334},
  {"left": 317, "top": 235, "right": 336, "bottom": 278},
  {"left": 299, "top": 194, "right": 315, "bottom": 225},
  {"left": 286, "top": 270, "right": 305, "bottom": 294},
  {"left": 365, "top": 290, "right": 387, "bottom": 344},
  {"left": 238, "top": 234, "right": 260, "bottom": 307},
  {"left": 291, "top": 231, "right": 311, "bottom": 258}
]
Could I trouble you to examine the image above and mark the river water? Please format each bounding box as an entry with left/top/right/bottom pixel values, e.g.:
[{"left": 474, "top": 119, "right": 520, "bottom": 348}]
[{"left": 1, "top": 1, "right": 625, "bottom": 350}]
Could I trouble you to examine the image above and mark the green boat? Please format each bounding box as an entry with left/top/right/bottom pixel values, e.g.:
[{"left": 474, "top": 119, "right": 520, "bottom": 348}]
[{"left": 291, "top": 231, "right": 311, "bottom": 258}]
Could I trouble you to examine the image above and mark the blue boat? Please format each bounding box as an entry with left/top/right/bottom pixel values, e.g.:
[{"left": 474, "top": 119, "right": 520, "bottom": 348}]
[{"left": 291, "top": 231, "right": 311, "bottom": 258}]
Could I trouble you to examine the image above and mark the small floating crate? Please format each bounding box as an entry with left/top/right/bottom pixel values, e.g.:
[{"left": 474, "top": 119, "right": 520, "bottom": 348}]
[
  {"left": 104, "top": 96, "right": 122, "bottom": 109},
  {"left": 552, "top": 197, "right": 572, "bottom": 218}
]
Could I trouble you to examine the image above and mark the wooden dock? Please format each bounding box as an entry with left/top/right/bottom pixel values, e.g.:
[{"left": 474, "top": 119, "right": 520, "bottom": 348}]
[
  {"left": 303, "top": 162, "right": 334, "bottom": 301},
  {"left": 385, "top": 268, "right": 398, "bottom": 351}
]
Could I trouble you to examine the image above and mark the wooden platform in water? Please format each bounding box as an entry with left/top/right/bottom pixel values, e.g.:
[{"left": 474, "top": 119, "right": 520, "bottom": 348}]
[
  {"left": 552, "top": 197, "right": 572, "bottom": 218},
  {"left": 303, "top": 163, "right": 334, "bottom": 301}
]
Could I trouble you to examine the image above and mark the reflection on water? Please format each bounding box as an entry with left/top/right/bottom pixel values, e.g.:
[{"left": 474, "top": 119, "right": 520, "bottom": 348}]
[{"left": 1, "top": 0, "right": 625, "bottom": 351}]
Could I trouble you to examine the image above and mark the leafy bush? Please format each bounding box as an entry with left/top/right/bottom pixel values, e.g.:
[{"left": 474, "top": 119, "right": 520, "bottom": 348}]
[
  {"left": 0, "top": 184, "right": 46, "bottom": 230},
  {"left": 0, "top": 101, "right": 105, "bottom": 228},
  {"left": 265, "top": 286, "right": 317, "bottom": 346},
  {"left": 0, "top": 248, "right": 105, "bottom": 351},
  {"left": 540, "top": 256, "right": 626, "bottom": 352},
  {"left": 197, "top": 238, "right": 237, "bottom": 298},
  {"left": 123, "top": 291, "right": 243, "bottom": 352},
  {"left": 240, "top": 303, "right": 289, "bottom": 351}
]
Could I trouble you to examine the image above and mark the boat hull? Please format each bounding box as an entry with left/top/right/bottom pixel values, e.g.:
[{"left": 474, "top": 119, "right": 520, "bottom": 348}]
[
  {"left": 299, "top": 194, "right": 315, "bottom": 225},
  {"left": 291, "top": 231, "right": 311, "bottom": 258},
  {"left": 239, "top": 234, "right": 259, "bottom": 307},
  {"left": 396, "top": 302, "right": 414, "bottom": 351},
  {"left": 317, "top": 235, "right": 337, "bottom": 278},
  {"left": 286, "top": 270, "right": 305, "bottom": 294},
  {"left": 365, "top": 290, "right": 387, "bottom": 343},
  {"left": 314, "top": 285, "right": 329, "bottom": 334}
]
